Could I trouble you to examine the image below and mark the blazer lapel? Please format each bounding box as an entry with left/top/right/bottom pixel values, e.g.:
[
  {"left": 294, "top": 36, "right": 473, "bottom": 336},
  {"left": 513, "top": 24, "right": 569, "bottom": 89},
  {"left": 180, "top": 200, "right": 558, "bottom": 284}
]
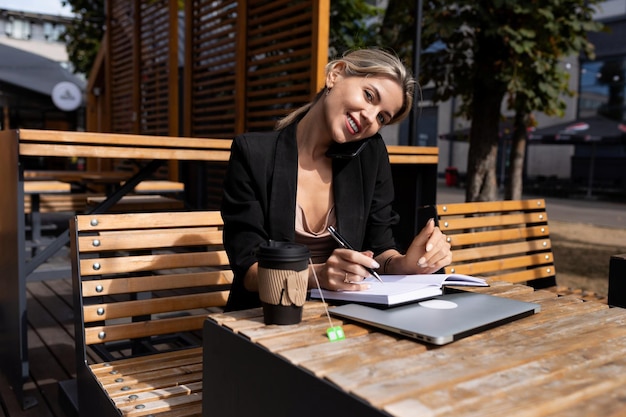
[
  {"left": 333, "top": 158, "right": 365, "bottom": 248},
  {"left": 268, "top": 126, "right": 298, "bottom": 241}
]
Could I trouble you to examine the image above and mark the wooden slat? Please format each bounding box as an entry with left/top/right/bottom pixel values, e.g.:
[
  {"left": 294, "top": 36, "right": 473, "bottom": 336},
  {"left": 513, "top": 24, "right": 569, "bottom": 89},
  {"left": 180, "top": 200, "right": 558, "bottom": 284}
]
[
  {"left": 387, "top": 146, "right": 439, "bottom": 155},
  {"left": 437, "top": 199, "right": 546, "bottom": 215},
  {"left": 118, "top": 392, "right": 202, "bottom": 417},
  {"left": 17, "top": 129, "right": 232, "bottom": 149},
  {"left": 113, "top": 381, "right": 202, "bottom": 406},
  {"left": 450, "top": 240, "right": 552, "bottom": 263},
  {"left": 79, "top": 250, "right": 229, "bottom": 276},
  {"left": 77, "top": 228, "right": 223, "bottom": 252},
  {"left": 133, "top": 180, "right": 184, "bottom": 193},
  {"left": 388, "top": 155, "right": 438, "bottom": 164},
  {"left": 75, "top": 210, "right": 223, "bottom": 231},
  {"left": 99, "top": 365, "right": 203, "bottom": 393},
  {"left": 24, "top": 193, "right": 94, "bottom": 213},
  {"left": 446, "top": 225, "right": 550, "bottom": 246},
  {"left": 84, "top": 315, "right": 208, "bottom": 345},
  {"left": 19, "top": 143, "right": 231, "bottom": 161},
  {"left": 440, "top": 211, "right": 548, "bottom": 232},
  {"left": 24, "top": 180, "right": 72, "bottom": 193},
  {"left": 83, "top": 292, "right": 228, "bottom": 322},
  {"left": 446, "top": 253, "right": 555, "bottom": 278},
  {"left": 81, "top": 271, "right": 232, "bottom": 297},
  {"left": 90, "top": 347, "right": 203, "bottom": 375}
]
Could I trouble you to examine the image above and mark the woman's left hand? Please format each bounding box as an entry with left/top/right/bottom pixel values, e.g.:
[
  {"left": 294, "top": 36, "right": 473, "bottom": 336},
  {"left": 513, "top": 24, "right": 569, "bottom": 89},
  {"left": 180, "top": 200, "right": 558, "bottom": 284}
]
[{"left": 402, "top": 218, "right": 452, "bottom": 274}]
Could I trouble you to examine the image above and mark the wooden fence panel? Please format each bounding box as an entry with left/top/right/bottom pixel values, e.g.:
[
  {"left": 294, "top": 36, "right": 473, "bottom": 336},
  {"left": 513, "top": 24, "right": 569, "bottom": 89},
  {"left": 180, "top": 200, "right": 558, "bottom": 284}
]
[
  {"left": 138, "top": 0, "right": 178, "bottom": 137},
  {"left": 108, "top": 0, "right": 137, "bottom": 134},
  {"left": 185, "top": 0, "right": 240, "bottom": 139}
]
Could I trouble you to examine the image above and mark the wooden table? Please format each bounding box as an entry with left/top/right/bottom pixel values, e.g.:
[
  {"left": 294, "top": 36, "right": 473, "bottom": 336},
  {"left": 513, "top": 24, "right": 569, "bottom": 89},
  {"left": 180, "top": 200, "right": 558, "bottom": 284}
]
[{"left": 203, "top": 283, "right": 626, "bottom": 417}]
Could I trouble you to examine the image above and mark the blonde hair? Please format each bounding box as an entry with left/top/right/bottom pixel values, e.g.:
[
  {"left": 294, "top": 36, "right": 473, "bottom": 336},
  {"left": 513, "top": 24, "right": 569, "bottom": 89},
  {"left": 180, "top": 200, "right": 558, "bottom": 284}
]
[{"left": 275, "top": 48, "right": 416, "bottom": 130}]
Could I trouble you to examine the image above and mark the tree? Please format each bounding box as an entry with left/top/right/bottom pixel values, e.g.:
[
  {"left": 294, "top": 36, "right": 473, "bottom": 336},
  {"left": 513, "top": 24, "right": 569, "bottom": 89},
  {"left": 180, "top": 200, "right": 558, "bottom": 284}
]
[
  {"left": 415, "top": 0, "right": 603, "bottom": 201},
  {"left": 61, "top": 0, "right": 105, "bottom": 76},
  {"left": 329, "top": 0, "right": 382, "bottom": 56},
  {"left": 499, "top": 2, "right": 603, "bottom": 199}
]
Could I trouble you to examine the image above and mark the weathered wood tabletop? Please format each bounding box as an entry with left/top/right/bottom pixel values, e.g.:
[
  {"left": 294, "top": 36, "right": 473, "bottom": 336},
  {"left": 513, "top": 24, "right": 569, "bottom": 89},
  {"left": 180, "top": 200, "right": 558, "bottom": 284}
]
[{"left": 204, "top": 282, "right": 626, "bottom": 417}]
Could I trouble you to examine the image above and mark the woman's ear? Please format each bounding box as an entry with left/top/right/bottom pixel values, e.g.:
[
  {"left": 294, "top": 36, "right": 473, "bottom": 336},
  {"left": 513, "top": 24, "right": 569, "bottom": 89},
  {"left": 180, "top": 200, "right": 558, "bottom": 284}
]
[{"left": 326, "top": 61, "right": 346, "bottom": 90}]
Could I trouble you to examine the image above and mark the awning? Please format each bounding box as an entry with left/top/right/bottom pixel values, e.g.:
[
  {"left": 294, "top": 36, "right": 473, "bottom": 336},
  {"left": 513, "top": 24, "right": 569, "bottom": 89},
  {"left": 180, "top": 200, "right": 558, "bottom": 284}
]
[
  {"left": 529, "top": 115, "right": 626, "bottom": 144},
  {"left": 529, "top": 114, "right": 626, "bottom": 198},
  {"left": 0, "top": 43, "right": 85, "bottom": 97}
]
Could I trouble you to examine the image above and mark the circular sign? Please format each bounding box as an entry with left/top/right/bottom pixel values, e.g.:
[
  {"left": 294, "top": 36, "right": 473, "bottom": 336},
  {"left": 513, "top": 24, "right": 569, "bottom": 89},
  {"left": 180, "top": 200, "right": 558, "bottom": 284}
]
[{"left": 51, "top": 81, "right": 82, "bottom": 111}]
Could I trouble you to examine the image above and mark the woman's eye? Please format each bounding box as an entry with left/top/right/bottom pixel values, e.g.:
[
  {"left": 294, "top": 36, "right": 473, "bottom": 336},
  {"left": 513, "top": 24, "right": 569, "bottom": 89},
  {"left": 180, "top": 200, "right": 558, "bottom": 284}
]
[
  {"left": 377, "top": 114, "right": 386, "bottom": 124},
  {"left": 365, "top": 90, "right": 373, "bottom": 101}
]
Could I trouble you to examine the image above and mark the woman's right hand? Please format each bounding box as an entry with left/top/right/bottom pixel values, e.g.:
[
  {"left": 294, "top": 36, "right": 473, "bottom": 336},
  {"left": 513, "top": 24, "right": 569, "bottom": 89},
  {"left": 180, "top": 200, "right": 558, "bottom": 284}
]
[{"left": 312, "top": 248, "right": 379, "bottom": 291}]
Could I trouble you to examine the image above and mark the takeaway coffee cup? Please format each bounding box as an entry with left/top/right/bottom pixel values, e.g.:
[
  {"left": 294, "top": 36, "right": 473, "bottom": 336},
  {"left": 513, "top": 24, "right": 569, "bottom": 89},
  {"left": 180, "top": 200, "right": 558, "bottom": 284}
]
[{"left": 257, "top": 241, "right": 311, "bottom": 325}]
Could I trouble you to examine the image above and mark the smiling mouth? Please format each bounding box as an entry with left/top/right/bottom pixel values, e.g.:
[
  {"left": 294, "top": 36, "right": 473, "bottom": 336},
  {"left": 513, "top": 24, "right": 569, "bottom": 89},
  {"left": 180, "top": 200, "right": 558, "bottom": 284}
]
[{"left": 347, "top": 115, "right": 360, "bottom": 134}]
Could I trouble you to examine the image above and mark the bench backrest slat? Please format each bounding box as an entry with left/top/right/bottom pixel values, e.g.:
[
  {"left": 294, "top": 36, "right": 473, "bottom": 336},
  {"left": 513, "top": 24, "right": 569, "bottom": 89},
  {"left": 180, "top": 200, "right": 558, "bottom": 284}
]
[
  {"left": 71, "top": 210, "right": 231, "bottom": 361},
  {"left": 81, "top": 271, "right": 232, "bottom": 297},
  {"left": 437, "top": 199, "right": 556, "bottom": 288}
]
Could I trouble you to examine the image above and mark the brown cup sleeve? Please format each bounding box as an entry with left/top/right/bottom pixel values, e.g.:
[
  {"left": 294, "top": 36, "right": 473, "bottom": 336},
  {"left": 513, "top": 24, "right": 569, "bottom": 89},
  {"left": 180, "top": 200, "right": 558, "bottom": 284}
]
[{"left": 258, "top": 268, "right": 308, "bottom": 306}]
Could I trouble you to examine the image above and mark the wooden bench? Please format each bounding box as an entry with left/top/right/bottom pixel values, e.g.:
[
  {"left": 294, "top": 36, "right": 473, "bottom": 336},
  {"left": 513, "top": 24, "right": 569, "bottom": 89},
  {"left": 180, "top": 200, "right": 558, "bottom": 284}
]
[
  {"left": 24, "top": 193, "right": 94, "bottom": 214},
  {"left": 70, "top": 210, "right": 232, "bottom": 417},
  {"left": 436, "top": 199, "right": 557, "bottom": 289}
]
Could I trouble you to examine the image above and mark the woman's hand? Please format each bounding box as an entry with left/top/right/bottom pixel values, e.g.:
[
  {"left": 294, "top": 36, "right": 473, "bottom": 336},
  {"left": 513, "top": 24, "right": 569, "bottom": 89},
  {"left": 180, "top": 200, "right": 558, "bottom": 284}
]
[
  {"left": 311, "top": 248, "right": 380, "bottom": 291},
  {"left": 397, "top": 218, "right": 452, "bottom": 274}
]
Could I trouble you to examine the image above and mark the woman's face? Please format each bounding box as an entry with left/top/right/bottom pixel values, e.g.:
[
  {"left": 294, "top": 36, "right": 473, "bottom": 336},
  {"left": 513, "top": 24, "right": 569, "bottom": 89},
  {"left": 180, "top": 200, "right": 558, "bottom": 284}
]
[{"left": 324, "top": 66, "right": 404, "bottom": 144}]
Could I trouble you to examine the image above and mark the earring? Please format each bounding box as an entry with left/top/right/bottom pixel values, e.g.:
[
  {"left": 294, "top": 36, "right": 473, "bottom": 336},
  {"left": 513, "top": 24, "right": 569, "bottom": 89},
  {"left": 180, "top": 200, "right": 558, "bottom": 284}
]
[{"left": 326, "top": 87, "right": 331, "bottom": 96}]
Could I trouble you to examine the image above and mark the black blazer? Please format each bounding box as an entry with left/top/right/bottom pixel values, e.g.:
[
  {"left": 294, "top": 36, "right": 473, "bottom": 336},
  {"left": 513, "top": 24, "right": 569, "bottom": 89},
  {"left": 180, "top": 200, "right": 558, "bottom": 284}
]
[{"left": 221, "top": 122, "right": 400, "bottom": 311}]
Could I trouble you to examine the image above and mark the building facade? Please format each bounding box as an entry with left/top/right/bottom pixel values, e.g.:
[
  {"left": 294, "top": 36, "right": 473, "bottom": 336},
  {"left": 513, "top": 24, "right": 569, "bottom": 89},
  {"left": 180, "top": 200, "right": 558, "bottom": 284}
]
[{"left": 0, "top": 8, "right": 84, "bottom": 132}]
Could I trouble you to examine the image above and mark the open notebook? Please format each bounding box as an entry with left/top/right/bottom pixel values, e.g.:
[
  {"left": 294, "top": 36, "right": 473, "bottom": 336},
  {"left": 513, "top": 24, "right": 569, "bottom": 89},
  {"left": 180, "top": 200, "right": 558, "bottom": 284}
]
[{"left": 309, "top": 273, "right": 487, "bottom": 306}]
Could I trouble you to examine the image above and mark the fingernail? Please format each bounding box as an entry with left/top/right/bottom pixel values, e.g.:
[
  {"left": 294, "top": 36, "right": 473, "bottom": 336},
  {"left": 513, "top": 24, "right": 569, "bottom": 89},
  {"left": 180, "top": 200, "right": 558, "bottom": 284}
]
[
  {"left": 418, "top": 257, "right": 426, "bottom": 266},
  {"left": 372, "top": 260, "right": 380, "bottom": 269},
  {"left": 426, "top": 243, "right": 433, "bottom": 252}
]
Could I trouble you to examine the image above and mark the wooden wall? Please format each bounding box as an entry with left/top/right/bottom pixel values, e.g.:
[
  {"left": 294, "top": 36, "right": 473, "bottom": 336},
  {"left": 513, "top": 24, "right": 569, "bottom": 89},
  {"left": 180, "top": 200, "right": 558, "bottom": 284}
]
[{"left": 87, "top": 0, "right": 330, "bottom": 139}]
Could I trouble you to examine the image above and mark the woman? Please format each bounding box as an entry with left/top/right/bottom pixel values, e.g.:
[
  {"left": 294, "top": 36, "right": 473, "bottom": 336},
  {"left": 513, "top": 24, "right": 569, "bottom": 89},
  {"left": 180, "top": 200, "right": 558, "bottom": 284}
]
[{"left": 221, "top": 48, "right": 451, "bottom": 311}]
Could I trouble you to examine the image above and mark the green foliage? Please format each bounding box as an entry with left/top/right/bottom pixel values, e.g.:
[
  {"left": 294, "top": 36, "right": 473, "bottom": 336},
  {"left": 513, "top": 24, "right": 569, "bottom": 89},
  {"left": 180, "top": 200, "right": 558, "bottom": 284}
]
[
  {"left": 329, "top": 0, "right": 383, "bottom": 56},
  {"left": 61, "top": 0, "right": 105, "bottom": 75},
  {"left": 417, "top": 0, "right": 604, "bottom": 119}
]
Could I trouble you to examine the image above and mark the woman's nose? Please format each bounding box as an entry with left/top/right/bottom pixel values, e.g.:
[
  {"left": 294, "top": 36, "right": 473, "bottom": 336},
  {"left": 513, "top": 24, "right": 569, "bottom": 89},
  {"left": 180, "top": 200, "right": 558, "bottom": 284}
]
[{"left": 362, "top": 106, "right": 377, "bottom": 125}]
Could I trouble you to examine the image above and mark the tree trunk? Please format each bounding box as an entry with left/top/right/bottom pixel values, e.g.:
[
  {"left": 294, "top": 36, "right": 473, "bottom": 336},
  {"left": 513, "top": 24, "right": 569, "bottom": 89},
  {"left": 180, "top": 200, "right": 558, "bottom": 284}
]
[
  {"left": 505, "top": 109, "right": 528, "bottom": 200},
  {"left": 465, "top": 83, "right": 506, "bottom": 202}
]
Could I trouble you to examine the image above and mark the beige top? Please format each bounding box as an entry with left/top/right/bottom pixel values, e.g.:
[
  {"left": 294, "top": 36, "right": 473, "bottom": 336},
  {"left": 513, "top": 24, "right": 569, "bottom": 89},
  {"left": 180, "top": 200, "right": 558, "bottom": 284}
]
[{"left": 295, "top": 204, "right": 337, "bottom": 263}]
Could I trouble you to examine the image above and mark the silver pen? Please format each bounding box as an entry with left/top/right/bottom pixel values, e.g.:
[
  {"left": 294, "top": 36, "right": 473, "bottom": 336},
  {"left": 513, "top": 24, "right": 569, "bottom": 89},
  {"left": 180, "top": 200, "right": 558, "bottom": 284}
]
[{"left": 327, "top": 225, "right": 384, "bottom": 283}]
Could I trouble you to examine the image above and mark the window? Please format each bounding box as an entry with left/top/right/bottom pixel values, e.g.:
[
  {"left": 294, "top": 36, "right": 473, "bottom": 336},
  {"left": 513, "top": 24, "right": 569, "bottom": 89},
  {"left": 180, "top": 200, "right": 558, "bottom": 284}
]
[
  {"left": 579, "top": 57, "right": 626, "bottom": 121},
  {"left": 43, "top": 22, "right": 65, "bottom": 42},
  {"left": 6, "top": 17, "right": 31, "bottom": 40}
]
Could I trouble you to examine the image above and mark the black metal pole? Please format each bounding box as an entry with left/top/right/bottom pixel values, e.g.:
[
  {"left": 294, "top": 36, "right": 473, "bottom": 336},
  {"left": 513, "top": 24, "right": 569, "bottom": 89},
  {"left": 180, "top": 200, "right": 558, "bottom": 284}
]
[{"left": 409, "top": 0, "right": 423, "bottom": 146}]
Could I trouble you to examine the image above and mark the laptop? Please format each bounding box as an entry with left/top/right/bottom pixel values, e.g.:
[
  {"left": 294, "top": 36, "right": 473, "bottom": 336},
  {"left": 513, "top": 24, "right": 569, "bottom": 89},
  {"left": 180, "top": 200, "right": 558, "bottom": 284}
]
[{"left": 329, "top": 291, "right": 540, "bottom": 345}]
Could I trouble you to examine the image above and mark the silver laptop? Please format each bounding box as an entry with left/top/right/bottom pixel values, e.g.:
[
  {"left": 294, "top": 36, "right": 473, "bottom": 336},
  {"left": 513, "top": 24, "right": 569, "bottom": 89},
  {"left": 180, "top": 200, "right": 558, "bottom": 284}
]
[{"left": 329, "top": 292, "right": 540, "bottom": 345}]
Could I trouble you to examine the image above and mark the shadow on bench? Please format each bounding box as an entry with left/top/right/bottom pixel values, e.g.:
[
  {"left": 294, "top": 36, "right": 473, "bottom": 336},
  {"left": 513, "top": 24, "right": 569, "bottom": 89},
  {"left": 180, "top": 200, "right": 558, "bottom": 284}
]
[{"left": 71, "top": 211, "right": 231, "bottom": 417}]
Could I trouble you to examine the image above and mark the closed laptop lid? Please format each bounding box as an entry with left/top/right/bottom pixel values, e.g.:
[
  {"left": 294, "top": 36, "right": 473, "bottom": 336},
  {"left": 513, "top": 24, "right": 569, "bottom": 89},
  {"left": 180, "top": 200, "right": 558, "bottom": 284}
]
[{"left": 329, "top": 292, "right": 540, "bottom": 345}]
